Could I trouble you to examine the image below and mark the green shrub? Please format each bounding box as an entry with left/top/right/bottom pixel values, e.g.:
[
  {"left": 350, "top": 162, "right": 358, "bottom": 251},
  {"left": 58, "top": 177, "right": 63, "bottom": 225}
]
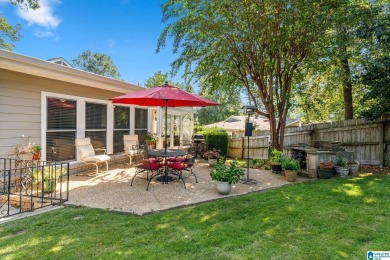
[
  {"left": 210, "top": 158, "right": 245, "bottom": 184},
  {"left": 270, "top": 149, "right": 284, "bottom": 163},
  {"left": 250, "top": 159, "right": 269, "bottom": 169},
  {"left": 336, "top": 157, "right": 347, "bottom": 167},
  {"left": 282, "top": 158, "right": 300, "bottom": 171},
  {"left": 200, "top": 127, "right": 228, "bottom": 156}
]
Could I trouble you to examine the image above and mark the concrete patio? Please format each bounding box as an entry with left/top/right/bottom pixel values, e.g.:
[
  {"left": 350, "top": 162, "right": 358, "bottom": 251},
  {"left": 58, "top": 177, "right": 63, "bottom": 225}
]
[{"left": 64, "top": 160, "right": 307, "bottom": 215}]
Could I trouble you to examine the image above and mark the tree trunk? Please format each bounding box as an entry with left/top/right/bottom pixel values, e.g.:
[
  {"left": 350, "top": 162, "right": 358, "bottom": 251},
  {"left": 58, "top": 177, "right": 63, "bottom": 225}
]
[{"left": 340, "top": 49, "right": 354, "bottom": 120}]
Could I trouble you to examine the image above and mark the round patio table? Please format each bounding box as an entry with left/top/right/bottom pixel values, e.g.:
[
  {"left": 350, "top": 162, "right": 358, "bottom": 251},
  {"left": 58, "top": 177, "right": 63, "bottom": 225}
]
[{"left": 148, "top": 149, "right": 186, "bottom": 183}]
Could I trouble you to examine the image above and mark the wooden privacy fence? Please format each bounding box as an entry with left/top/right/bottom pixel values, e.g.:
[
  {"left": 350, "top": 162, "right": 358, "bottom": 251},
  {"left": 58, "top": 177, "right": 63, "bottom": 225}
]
[{"left": 228, "top": 116, "right": 390, "bottom": 166}]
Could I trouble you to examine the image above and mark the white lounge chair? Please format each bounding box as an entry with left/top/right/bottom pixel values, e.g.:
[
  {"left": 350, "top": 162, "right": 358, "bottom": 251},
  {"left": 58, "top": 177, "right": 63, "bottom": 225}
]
[
  {"left": 123, "top": 135, "right": 143, "bottom": 166},
  {"left": 75, "top": 138, "right": 111, "bottom": 175}
]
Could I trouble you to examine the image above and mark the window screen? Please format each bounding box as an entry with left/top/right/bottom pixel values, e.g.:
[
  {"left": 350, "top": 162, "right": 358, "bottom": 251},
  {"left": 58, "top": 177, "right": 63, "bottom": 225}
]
[
  {"left": 113, "top": 106, "right": 130, "bottom": 153},
  {"left": 86, "top": 103, "right": 107, "bottom": 149},
  {"left": 46, "top": 97, "right": 77, "bottom": 161}
]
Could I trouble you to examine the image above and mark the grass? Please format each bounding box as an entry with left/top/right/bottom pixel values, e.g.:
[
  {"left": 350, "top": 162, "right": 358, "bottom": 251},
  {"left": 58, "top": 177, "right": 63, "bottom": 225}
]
[{"left": 1, "top": 173, "right": 389, "bottom": 259}]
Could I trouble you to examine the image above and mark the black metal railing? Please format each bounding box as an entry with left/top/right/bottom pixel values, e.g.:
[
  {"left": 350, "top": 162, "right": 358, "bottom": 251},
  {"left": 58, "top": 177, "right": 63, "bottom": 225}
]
[{"left": 0, "top": 157, "right": 69, "bottom": 219}]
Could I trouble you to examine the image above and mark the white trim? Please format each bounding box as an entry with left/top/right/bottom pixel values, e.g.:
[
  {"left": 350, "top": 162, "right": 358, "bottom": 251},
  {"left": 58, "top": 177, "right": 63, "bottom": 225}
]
[
  {"left": 41, "top": 92, "right": 47, "bottom": 160},
  {"left": 107, "top": 104, "right": 114, "bottom": 154},
  {"left": 130, "top": 107, "right": 135, "bottom": 135}
]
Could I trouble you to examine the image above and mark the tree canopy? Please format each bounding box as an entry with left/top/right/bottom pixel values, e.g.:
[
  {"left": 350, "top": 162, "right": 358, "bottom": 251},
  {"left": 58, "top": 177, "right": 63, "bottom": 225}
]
[
  {"left": 157, "top": 0, "right": 342, "bottom": 150},
  {"left": 290, "top": 0, "right": 389, "bottom": 122},
  {"left": 72, "top": 50, "right": 121, "bottom": 80},
  {"left": 0, "top": 0, "right": 39, "bottom": 50},
  {"left": 144, "top": 71, "right": 194, "bottom": 92}
]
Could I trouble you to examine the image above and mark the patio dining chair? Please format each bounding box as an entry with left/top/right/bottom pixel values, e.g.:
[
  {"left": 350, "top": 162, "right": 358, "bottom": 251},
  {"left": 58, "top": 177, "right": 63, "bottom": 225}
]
[
  {"left": 75, "top": 138, "right": 111, "bottom": 176},
  {"left": 131, "top": 158, "right": 163, "bottom": 190},
  {"left": 167, "top": 155, "right": 197, "bottom": 188}
]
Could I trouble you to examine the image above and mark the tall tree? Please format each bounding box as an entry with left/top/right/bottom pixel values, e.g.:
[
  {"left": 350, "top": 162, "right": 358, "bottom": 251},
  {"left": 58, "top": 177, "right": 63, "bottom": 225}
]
[
  {"left": 290, "top": 0, "right": 388, "bottom": 122},
  {"left": 72, "top": 50, "right": 121, "bottom": 79},
  {"left": 144, "top": 71, "right": 169, "bottom": 88},
  {"left": 197, "top": 80, "right": 243, "bottom": 125},
  {"left": 144, "top": 71, "right": 194, "bottom": 92},
  {"left": 359, "top": 2, "right": 390, "bottom": 119},
  {"left": 157, "top": 0, "right": 341, "bottom": 150},
  {"left": 0, "top": 0, "right": 39, "bottom": 50}
]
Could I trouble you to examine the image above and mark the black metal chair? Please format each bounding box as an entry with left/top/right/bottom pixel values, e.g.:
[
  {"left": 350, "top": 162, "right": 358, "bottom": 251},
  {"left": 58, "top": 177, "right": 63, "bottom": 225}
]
[{"left": 130, "top": 158, "right": 163, "bottom": 190}]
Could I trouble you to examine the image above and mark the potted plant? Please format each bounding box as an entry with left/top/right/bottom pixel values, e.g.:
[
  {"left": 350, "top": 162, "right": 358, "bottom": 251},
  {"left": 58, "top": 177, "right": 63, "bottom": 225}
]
[
  {"left": 8, "top": 135, "right": 36, "bottom": 161},
  {"left": 203, "top": 148, "right": 221, "bottom": 166},
  {"left": 270, "top": 149, "right": 284, "bottom": 173},
  {"left": 32, "top": 167, "right": 67, "bottom": 193},
  {"left": 347, "top": 160, "right": 360, "bottom": 175},
  {"left": 335, "top": 157, "right": 349, "bottom": 178},
  {"left": 318, "top": 162, "right": 334, "bottom": 179},
  {"left": 282, "top": 158, "right": 300, "bottom": 182},
  {"left": 210, "top": 158, "right": 245, "bottom": 195},
  {"left": 32, "top": 145, "right": 42, "bottom": 160},
  {"left": 145, "top": 132, "right": 158, "bottom": 149}
]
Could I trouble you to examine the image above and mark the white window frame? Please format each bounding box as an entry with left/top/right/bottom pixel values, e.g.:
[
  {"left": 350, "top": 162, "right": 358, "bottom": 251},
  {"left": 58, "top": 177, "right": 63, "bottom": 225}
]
[{"left": 42, "top": 92, "right": 114, "bottom": 161}]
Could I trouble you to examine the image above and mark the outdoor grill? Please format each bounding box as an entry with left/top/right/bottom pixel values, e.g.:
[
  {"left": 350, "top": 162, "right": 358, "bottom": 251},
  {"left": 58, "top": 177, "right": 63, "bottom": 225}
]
[{"left": 192, "top": 134, "right": 205, "bottom": 144}]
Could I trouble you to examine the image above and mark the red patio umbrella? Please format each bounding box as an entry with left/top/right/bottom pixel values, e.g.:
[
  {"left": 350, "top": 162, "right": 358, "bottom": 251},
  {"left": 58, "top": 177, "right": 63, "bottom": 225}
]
[{"left": 111, "top": 82, "right": 219, "bottom": 152}]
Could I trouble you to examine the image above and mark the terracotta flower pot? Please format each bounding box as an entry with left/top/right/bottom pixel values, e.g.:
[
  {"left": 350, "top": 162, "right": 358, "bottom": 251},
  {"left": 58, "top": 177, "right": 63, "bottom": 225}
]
[{"left": 285, "top": 170, "right": 297, "bottom": 182}]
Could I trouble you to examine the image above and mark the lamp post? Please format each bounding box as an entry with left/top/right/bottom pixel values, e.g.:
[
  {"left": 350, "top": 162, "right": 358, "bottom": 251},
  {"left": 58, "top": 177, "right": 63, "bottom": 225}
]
[{"left": 240, "top": 105, "right": 258, "bottom": 185}]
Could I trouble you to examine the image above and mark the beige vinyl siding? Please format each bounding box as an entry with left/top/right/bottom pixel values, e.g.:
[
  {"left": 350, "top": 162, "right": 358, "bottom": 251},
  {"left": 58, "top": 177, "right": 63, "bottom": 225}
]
[{"left": 0, "top": 69, "right": 124, "bottom": 157}]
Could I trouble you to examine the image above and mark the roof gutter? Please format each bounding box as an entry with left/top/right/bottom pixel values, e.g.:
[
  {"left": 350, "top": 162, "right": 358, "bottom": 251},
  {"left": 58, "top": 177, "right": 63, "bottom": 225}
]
[{"left": 0, "top": 50, "right": 143, "bottom": 94}]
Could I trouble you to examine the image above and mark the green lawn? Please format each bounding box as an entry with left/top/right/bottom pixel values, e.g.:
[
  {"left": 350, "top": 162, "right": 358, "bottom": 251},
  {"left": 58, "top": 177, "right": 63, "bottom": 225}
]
[{"left": 1, "top": 173, "right": 389, "bottom": 259}]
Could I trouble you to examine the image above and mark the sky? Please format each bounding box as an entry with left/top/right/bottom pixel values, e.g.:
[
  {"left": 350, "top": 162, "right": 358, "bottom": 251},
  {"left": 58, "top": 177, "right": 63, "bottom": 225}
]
[{"left": 0, "top": 0, "right": 182, "bottom": 87}]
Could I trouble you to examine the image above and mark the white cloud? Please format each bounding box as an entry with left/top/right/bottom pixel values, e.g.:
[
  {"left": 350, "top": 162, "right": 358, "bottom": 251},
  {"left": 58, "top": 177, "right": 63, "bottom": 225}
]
[
  {"left": 34, "top": 29, "right": 54, "bottom": 38},
  {"left": 16, "top": 0, "right": 61, "bottom": 29}
]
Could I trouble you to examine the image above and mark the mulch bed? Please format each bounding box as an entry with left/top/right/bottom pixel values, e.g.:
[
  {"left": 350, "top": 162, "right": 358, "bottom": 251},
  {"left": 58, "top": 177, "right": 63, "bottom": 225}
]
[{"left": 359, "top": 165, "right": 390, "bottom": 174}]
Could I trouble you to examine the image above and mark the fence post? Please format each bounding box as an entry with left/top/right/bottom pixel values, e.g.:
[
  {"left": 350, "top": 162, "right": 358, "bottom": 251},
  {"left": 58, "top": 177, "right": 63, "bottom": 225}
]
[
  {"left": 379, "top": 121, "right": 384, "bottom": 167},
  {"left": 241, "top": 137, "right": 245, "bottom": 160}
]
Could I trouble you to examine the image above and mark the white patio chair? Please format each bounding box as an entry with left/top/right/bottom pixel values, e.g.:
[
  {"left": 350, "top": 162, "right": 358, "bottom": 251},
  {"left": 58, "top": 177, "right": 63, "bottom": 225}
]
[
  {"left": 124, "top": 135, "right": 143, "bottom": 166},
  {"left": 75, "top": 138, "right": 111, "bottom": 175}
]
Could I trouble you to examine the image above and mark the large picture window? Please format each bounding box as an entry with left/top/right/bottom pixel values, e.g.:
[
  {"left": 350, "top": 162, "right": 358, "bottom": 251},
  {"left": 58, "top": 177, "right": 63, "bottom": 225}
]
[
  {"left": 46, "top": 97, "right": 77, "bottom": 161},
  {"left": 134, "top": 108, "right": 148, "bottom": 144},
  {"left": 85, "top": 102, "right": 107, "bottom": 149},
  {"left": 113, "top": 106, "right": 130, "bottom": 153}
]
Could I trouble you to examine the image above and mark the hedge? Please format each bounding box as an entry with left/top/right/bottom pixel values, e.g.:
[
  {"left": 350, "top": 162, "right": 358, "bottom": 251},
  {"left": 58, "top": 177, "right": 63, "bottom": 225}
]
[{"left": 200, "top": 127, "right": 229, "bottom": 156}]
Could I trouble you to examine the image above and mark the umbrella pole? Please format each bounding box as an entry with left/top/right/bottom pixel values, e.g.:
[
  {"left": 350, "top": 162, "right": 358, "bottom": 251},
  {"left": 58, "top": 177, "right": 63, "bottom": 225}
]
[{"left": 165, "top": 99, "right": 168, "bottom": 153}]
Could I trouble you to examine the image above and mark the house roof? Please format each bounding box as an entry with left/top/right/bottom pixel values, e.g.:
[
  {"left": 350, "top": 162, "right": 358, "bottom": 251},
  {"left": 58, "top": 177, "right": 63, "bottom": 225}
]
[
  {"left": 0, "top": 50, "right": 143, "bottom": 94},
  {"left": 47, "top": 57, "right": 73, "bottom": 67},
  {"left": 204, "top": 116, "right": 300, "bottom": 132}
]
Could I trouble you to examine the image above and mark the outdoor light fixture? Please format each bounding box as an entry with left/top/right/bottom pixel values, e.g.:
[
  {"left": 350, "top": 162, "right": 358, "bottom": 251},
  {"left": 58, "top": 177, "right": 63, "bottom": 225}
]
[
  {"left": 240, "top": 105, "right": 258, "bottom": 185},
  {"left": 242, "top": 105, "right": 257, "bottom": 116}
]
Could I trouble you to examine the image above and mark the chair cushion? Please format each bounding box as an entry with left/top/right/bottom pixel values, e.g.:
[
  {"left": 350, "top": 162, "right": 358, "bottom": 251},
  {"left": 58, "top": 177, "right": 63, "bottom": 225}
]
[
  {"left": 78, "top": 144, "right": 95, "bottom": 158},
  {"left": 150, "top": 162, "right": 163, "bottom": 171},
  {"left": 75, "top": 138, "right": 92, "bottom": 146},
  {"left": 84, "top": 154, "right": 110, "bottom": 162},
  {"left": 168, "top": 162, "right": 184, "bottom": 170},
  {"left": 127, "top": 149, "right": 139, "bottom": 155},
  {"left": 124, "top": 141, "right": 138, "bottom": 152},
  {"left": 167, "top": 157, "right": 185, "bottom": 162}
]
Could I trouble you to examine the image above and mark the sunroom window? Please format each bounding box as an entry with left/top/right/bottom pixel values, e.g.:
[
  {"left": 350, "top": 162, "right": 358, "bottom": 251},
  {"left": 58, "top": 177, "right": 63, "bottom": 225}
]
[
  {"left": 85, "top": 102, "right": 107, "bottom": 149},
  {"left": 113, "top": 106, "right": 130, "bottom": 153},
  {"left": 134, "top": 108, "right": 148, "bottom": 144},
  {"left": 46, "top": 97, "right": 77, "bottom": 161}
]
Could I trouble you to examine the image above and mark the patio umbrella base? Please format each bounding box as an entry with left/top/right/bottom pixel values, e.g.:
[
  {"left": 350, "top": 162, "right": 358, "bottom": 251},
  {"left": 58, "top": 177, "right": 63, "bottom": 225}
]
[
  {"left": 156, "top": 176, "right": 175, "bottom": 183},
  {"left": 240, "top": 178, "right": 258, "bottom": 185}
]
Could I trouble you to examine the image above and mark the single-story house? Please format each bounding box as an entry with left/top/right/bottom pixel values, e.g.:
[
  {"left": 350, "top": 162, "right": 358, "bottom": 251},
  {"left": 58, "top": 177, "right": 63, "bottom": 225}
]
[
  {"left": 204, "top": 116, "right": 301, "bottom": 137},
  {"left": 0, "top": 50, "right": 194, "bottom": 167}
]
